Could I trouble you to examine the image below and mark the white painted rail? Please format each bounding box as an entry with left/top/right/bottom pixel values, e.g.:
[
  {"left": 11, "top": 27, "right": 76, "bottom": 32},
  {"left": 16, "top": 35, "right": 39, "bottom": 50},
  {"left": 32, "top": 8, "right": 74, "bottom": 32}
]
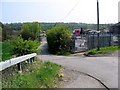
[{"left": 0, "top": 53, "right": 37, "bottom": 71}]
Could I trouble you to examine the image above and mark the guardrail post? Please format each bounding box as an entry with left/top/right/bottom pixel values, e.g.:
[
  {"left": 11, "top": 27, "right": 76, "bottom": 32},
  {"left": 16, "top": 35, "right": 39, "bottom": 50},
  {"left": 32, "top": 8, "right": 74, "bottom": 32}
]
[
  {"left": 30, "top": 58, "right": 33, "bottom": 65},
  {"left": 32, "top": 57, "right": 35, "bottom": 62},
  {"left": 27, "top": 59, "right": 31, "bottom": 64},
  {"left": 17, "top": 63, "right": 22, "bottom": 71},
  {"left": 27, "top": 58, "right": 33, "bottom": 65},
  {"left": 30, "top": 57, "right": 34, "bottom": 63}
]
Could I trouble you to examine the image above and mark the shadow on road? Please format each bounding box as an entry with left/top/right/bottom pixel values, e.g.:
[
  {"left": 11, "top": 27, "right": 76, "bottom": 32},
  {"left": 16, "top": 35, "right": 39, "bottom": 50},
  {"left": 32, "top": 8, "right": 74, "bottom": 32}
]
[{"left": 38, "top": 37, "right": 52, "bottom": 55}]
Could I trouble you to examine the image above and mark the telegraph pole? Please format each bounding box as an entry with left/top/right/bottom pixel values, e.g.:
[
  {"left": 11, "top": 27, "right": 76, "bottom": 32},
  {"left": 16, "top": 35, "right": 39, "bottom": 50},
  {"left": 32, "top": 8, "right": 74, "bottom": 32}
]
[{"left": 97, "top": 0, "right": 100, "bottom": 51}]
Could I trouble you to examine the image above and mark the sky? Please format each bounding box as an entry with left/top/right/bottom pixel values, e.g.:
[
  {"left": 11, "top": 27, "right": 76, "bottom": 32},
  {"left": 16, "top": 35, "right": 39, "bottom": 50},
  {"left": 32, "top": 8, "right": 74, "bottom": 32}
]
[{"left": 0, "top": 0, "right": 119, "bottom": 24}]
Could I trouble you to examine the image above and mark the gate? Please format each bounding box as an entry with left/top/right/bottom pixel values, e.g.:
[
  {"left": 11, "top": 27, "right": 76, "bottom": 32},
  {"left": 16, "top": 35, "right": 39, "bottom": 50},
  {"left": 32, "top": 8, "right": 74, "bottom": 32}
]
[{"left": 71, "top": 34, "right": 88, "bottom": 52}]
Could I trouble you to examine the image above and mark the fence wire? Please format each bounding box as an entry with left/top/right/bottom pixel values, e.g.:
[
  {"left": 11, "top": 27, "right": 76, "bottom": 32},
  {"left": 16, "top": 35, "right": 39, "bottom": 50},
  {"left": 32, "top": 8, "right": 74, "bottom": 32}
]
[{"left": 71, "top": 33, "right": 119, "bottom": 52}]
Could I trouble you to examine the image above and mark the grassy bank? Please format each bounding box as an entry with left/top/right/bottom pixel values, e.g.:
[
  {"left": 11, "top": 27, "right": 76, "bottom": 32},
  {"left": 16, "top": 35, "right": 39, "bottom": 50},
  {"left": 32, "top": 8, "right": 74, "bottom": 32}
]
[
  {"left": 85, "top": 46, "right": 120, "bottom": 56},
  {"left": 0, "top": 41, "right": 14, "bottom": 61},
  {"left": 2, "top": 59, "right": 61, "bottom": 88}
]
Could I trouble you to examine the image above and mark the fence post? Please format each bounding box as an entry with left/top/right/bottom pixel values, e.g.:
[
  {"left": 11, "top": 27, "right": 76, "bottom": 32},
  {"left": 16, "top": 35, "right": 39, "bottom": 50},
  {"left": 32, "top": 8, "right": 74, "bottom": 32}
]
[
  {"left": 97, "top": 31, "right": 100, "bottom": 51},
  {"left": 93, "top": 33, "right": 95, "bottom": 48},
  {"left": 109, "top": 33, "right": 111, "bottom": 46},
  {"left": 87, "top": 34, "right": 90, "bottom": 50}
]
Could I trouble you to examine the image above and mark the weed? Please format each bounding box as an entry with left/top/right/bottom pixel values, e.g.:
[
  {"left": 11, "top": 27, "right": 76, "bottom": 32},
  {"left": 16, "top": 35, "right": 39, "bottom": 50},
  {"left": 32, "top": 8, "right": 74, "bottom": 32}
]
[{"left": 2, "top": 60, "right": 61, "bottom": 88}]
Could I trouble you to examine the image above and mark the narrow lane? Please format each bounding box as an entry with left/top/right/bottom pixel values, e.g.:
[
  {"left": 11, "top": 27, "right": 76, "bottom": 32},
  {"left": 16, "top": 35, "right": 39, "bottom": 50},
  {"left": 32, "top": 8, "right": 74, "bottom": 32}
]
[{"left": 37, "top": 38, "right": 118, "bottom": 88}]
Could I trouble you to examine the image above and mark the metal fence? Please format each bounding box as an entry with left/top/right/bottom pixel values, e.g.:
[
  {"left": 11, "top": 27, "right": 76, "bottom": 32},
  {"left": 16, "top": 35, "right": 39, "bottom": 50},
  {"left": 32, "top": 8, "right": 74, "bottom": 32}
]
[{"left": 71, "top": 33, "right": 119, "bottom": 52}]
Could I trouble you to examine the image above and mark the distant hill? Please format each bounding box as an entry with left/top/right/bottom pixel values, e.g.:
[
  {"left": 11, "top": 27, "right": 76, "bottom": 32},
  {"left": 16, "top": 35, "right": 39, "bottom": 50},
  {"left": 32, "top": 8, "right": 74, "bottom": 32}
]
[
  {"left": 2, "top": 22, "right": 114, "bottom": 32},
  {"left": 40, "top": 22, "right": 113, "bottom": 32}
]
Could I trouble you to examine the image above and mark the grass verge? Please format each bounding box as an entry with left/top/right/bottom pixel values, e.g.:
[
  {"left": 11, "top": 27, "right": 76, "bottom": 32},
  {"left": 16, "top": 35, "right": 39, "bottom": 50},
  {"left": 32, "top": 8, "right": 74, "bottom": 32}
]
[
  {"left": 48, "top": 49, "right": 71, "bottom": 56},
  {"left": 2, "top": 58, "right": 61, "bottom": 88},
  {"left": 1, "top": 41, "right": 14, "bottom": 61},
  {"left": 85, "top": 46, "right": 120, "bottom": 56},
  {"left": 56, "top": 52, "right": 71, "bottom": 56}
]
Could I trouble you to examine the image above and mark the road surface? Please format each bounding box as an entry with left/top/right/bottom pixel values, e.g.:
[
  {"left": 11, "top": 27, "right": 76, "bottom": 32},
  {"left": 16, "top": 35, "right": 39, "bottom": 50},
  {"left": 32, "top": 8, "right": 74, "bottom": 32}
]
[{"left": 37, "top": 38, "right": 118, "bottom": 89}]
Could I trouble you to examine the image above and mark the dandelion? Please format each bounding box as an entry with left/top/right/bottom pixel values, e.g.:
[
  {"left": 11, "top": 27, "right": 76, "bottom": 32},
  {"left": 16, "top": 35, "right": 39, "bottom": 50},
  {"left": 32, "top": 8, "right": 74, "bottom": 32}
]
[{"left": 58, "top": 73, "right": 64, "bottom": 78}]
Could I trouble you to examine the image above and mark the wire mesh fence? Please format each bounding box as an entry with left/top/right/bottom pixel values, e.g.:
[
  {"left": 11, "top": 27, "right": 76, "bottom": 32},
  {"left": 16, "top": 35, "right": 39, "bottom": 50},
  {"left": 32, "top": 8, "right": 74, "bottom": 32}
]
[{"left": 71, "top": 33, "right": 119, "bottom": 52}]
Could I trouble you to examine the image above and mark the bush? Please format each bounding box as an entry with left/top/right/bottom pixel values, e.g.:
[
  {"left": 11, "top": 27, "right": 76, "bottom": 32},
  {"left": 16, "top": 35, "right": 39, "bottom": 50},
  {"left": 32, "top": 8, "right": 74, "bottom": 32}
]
[
  {"left": 46, "top": 25, "right": 71, "bottom": 54},
  {"left": 10, "top": 36, "right": 40, "bottom": 56}
]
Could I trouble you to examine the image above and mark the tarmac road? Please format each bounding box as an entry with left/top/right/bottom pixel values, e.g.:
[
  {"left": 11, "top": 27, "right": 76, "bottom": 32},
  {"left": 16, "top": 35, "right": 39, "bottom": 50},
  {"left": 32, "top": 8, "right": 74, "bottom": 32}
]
[{"left": 37, "top": 38, "right": 118, "bottom": 89}]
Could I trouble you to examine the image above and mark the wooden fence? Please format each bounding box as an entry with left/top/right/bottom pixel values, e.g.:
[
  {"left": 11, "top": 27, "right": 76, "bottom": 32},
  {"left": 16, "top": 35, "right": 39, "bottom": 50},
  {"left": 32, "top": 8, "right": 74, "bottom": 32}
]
[{"left": 0, "top": 53, "right": 37, "bottom": 71}]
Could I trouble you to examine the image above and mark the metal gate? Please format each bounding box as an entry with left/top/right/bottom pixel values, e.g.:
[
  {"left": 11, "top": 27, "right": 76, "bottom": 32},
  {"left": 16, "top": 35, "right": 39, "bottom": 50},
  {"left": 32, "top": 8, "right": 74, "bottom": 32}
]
[{"left": 71, "top": 34, "right": 88, "bottom": 52}]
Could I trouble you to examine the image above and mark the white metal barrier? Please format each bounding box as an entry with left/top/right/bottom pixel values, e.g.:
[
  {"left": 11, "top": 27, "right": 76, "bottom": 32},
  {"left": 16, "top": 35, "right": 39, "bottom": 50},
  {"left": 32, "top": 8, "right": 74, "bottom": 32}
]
[{"left": 0, "top": 53, "right": 37, "bottom": 71}]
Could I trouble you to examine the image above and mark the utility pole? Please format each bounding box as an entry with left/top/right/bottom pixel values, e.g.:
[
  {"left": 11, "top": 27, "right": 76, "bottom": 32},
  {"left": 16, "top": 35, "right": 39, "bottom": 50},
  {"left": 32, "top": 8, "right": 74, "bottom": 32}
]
[{"left": 97, "top": 0, "right": 100, "bottom": 51}]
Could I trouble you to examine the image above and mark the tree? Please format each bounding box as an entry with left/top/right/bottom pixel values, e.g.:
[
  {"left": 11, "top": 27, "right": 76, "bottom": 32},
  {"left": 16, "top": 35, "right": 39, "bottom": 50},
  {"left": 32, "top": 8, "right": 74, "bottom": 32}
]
[
  {"left": 46, "top": 25, "right": 71, "bottom": 54},
  {"left": 0, "top": 22, "right": 3, "bottom": 41},
  {"left": 2, "top": 23, "right": 13, "bottom": 41},
  {"left": 21, "top": 22, "right": 41, "bottom": 40}
]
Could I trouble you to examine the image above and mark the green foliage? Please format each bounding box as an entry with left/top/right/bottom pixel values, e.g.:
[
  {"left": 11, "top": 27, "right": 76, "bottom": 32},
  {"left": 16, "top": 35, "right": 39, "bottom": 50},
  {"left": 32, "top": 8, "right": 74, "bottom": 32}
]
[
  {"left": 1, "top": 36, "right": 40, "bottom": 61},
  {"left": 46, "top": 25, "right": 71, "bottom": 54},
  {"left": 2, "top": 23, "right": 13, "bottom": 41},
  {"left": 86, "top": 46, "right": 120, "bottom": 55},
  {"left": 2, "top": 61, "right": 61, "bottom": 88},
  {"left": 21, "top": 22, "right": 41, "bottom": 40},
  {"left": 40, "top": 22, "right": 112, "bottom": 32},
  {"left": 10, "top": 37, "right": 40, "bottom": 56},
  {"left": 1, "top": 41, "right": 14, "bottom": 61},
  {"left": 0, "top": 42, "right": 1, "bottom": 61},
  {"left": 2, "top": 22, "right": 112, "bottom": 32},
  {"left": 56, "top": 52, "right": 71, "bottom": 56},
  {"left": 36, "top": 61, "right": 60, "bottom": 87},
  {"left": 0, "top": 26, "right": 2, "bottom": 41}
]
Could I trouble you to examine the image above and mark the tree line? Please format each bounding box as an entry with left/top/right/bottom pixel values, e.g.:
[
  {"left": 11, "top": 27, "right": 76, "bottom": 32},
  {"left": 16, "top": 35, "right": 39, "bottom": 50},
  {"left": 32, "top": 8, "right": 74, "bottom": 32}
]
[{"left": 1, "top": 22, "right": 113, "bottom": 31}]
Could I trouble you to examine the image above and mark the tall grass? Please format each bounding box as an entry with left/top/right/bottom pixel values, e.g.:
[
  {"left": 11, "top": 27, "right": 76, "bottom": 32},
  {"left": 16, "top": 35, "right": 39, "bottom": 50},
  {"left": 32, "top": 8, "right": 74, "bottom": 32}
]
[
  {"left": 2, "top": 60, "right": 61, "bottom": 88},
  {"left": 1, "top": 41, "right": 14, "bottom": 61}
]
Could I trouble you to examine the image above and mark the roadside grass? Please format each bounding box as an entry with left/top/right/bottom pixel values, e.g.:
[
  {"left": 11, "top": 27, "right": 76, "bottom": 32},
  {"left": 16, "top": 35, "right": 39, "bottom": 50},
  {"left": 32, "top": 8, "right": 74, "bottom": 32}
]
[
  {"left": 2, "top": 59, "right": 61, "bottom": 88},
  {"left": 0, "top": 41, "right": 14, "bottom": 62},
  {"left": 48, "top": 49, "right": 71, "bottom": 56},
  {"left": 85, "top": 46, "right": 120, "bottom": 56},
  {"left": 56, "top": 52, "right": 71, "bottom": 56}
]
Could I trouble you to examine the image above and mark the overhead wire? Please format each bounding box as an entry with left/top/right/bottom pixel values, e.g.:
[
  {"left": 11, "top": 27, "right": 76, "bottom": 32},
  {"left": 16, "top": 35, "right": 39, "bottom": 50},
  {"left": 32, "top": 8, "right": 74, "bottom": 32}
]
[{"left": 61, "top": 0, "right": 81, "bottom": 21}]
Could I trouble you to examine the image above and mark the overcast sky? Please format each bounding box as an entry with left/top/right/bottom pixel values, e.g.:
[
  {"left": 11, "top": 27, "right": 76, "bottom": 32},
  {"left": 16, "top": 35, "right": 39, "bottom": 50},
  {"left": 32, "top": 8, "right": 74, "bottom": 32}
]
[{"left": 1, "top": 0, "right": 119, "bottom": 24}]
